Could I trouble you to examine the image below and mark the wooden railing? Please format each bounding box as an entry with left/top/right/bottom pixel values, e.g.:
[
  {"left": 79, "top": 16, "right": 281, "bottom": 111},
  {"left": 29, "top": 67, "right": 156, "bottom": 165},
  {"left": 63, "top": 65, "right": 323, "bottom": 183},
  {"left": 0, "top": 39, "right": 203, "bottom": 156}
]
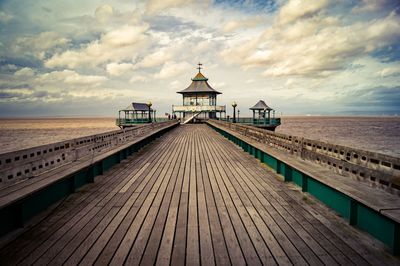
[
  {"left": 209, "top": 120, "right": 400, "bottom": 195},
  {"left": 0, "top": 120, "right": 177, "bottom": 187}
]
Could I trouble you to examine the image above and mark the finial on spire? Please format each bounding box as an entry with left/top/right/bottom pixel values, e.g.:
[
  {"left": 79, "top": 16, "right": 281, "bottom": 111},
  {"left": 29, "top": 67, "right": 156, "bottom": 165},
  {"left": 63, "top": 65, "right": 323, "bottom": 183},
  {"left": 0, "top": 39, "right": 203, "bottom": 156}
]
[{"left": 197, "top": 62, "right": 203, "bottom": 73}]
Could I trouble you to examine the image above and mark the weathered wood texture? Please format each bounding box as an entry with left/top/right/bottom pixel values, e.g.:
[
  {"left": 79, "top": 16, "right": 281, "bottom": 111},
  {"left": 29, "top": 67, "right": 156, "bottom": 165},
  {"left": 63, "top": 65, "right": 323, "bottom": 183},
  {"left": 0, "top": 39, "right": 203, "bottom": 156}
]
[{"left": 0, "top": 125, "right": 398, "bottom": 265}]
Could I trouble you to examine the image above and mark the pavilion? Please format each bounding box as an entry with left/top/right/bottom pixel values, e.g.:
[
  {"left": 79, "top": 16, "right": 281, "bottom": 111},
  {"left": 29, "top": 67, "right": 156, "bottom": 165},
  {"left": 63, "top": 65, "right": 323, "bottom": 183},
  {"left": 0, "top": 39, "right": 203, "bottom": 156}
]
[
  {"left": 117, "top": 102, "right": 156, "bottom": 128},
  {"left": 172, "top": 63, "right": 226, "bottom": 124}
]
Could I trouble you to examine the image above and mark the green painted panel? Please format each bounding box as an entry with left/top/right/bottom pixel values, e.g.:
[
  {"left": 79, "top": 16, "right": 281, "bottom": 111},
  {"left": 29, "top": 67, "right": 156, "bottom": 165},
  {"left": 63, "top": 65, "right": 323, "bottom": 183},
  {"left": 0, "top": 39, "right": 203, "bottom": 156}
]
[
  {"left": 74, "top": 171, "right": 87, "bottom": 189},
  {"left": 278, "top": 161, "right": 285, "bottom": 176},
  {"left": 93, "top": 163, "right": 102, "bottom": 176},
  {"left": 292, "top": 169, "right": 303, "bottom": 187},
  {"left": 308, "top": 178, "right": 351, "bottom": 220},
  {"left": 263, "top": 153, "right": 278, "bottom": 171},
  {"left": 357, "top": 204, "right": 396, "bottom": 249},
  {"left": 284, "top": 164, "right": 292, "bottom": 182},
  {"left": 22, "top": 178, "right": 71, "bottom": 222}
]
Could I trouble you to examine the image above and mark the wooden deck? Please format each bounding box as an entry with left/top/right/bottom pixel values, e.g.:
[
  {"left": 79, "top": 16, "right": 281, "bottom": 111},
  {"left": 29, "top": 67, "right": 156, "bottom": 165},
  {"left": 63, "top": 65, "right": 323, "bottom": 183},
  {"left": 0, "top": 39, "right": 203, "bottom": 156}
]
[{"left": 0, "top": 124, "right": 398, "bottom": 265}]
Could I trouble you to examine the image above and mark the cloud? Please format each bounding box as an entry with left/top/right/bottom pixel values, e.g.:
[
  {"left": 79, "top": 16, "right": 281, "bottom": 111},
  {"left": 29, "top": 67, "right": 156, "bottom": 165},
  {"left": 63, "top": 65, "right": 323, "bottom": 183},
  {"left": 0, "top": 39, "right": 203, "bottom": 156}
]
[
  {"left": 277, "top": 0, "right": 330, "bottom": 25},
  {"left": 14, "top": 67, "right": 35, "bottom": 77},
  {"left": 145, "top": 0, "right": 194, "bottom": 15},
  {"left": 169, "top": 80, "right": 182, "bottom": 89},
  {"left": 134, "top": 49, "right": 174, "bottom": 69},
  {"left": 378, "top": 66, "right": 400, "bottom": 77},
  {"left": 95, "top": 4, "right": 114, "bottom": 24},
  {"left": 13, "top": 32, "right": 69, "bottom": 59},
  {"left": 129, "top": 75, "right": 149, "bottom": 83},
  {"left": 154, "top": 61, "right": 191, "bottom": 79},
  {"left": 0, "top": 11, "right": 13, "bottom": 23},
  {"left": 221, "top": 8, "right": 400, "bottom": 77},
  {"left": 352, "top": 0, "right": 393, "bottom": 13},
  {"left": 343, "top": 86, "right": 400, "bottom": 110},
  {"left": 222, "top": 17, "right": 264, "bottom": 33},
  {"left": 39, "top": 70, "right": 107, "bottom": 86},
  {"left": 45, "top": 24, "right": 149, "bottom": 68},
  {"left": 106, "top": 62, "right": 134, "bottom": 76}
]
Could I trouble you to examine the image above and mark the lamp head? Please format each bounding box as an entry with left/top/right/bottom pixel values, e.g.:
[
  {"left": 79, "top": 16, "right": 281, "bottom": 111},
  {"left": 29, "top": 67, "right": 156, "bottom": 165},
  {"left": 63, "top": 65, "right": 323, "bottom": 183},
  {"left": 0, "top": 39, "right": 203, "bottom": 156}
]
[
  {"left": 231, "top": 101, "right": 237, "bottom": 108},
  {"left": 147, "top": 101, "right": 152, "bottom": 107}
]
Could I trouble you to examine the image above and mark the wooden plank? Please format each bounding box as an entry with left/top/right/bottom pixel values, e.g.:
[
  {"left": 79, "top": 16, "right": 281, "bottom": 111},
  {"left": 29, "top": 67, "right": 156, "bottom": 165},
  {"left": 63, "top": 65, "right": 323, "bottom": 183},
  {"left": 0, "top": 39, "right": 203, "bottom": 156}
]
[
  {"left": 2, "top": 124, "right": 399, "bottom": 266},
  {"left": 125, "top": 130, "right": 187, "bottom": 265},
  {"left": 73, "top": 129, "right": 181, "bottom": 265},
  {"left": 155, "top": 131, "right": 189, "bottom": 265},
  {"left": 186, "top": 128, "right": 200, "bottom": 266},
  {"left": 20, "top": 134, "right": 176, "bottom": 265}
]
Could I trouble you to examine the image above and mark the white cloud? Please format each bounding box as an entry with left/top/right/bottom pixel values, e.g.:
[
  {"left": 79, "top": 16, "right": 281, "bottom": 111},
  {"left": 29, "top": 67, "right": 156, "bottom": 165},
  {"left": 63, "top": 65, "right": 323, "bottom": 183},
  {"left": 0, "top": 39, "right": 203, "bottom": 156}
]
[
  {"left": 45, "top": 24, "right": 149, "bottom": 68},
  {"left": 39, "top": 70, "right": 107, "bottom": 86},
  {"left": 106, "top": 62, "right": 134, "bottom": 76},
  {"left": 145, "top": 0, "right": 194, "bottom": 15},
  {"left": 378, "top": 67, "right": 400, "bottom": 77},
  {"left": 14, "top": 67, "right": 35, "bottom": 77},
  {"left": 95, "top": 4, "right": 114, "bottom": 24},
  {"left": 169, "top": 80, "right": 182, "bottom": 89},
  {"left": 154, "top": 61, "right": 191, "bottom": 79},
  {"left": 221, "top": 9, "right": 400, "bottom": 77},
  {"left": 135, "top": 49, "right": 174, "bottom": 69},
  {"left": 129, "top": 75, "right": 149, "bottom": 83},
  {"left": 278, "top": 0, "right": 330, "bottom": 25},
  {"left": 222, "top": 17, "right": 264, "bottom": 33},
  {"left": 14, "top": 32, "right": 69, "bottom": 59}
]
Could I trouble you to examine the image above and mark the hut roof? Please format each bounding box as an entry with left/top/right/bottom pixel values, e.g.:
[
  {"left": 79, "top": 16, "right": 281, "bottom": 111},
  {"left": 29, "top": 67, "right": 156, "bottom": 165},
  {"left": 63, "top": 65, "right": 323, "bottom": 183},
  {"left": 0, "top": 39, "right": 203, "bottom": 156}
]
[
  {"left": 122, "top": 102, "right": 153, "bottom": 111},
  {"left": 250, "top": 100, "right": 272, "bottom": 110},
  {"left": 178, "top": 71, "right": 221, "bottom": 94}
]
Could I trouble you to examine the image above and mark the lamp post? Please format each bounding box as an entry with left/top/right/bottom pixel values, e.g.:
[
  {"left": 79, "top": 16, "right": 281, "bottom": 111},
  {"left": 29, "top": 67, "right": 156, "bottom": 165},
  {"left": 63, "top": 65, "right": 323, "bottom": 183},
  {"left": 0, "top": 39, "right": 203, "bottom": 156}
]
[
  {"left": 232, "top": 101, "right": 237, "bottom": 123},
  {"left": 237, "top": 110, "right": 240, "bottom": 121},
  {"left": 147, "top": 101, "right": 152, "bottom": 123}
]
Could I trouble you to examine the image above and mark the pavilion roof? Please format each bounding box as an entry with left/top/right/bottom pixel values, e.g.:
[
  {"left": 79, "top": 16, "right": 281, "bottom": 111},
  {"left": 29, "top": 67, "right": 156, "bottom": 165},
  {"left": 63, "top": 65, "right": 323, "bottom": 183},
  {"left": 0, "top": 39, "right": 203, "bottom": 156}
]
[
  {"left": 177, "top": 71, "right": 221, "bottom": 94},
  {"left": 121, "top": 102, "right": 153, "bottom": 111},
  {"left": 250, "top": 100, "right": 272, "bottom": 110}
]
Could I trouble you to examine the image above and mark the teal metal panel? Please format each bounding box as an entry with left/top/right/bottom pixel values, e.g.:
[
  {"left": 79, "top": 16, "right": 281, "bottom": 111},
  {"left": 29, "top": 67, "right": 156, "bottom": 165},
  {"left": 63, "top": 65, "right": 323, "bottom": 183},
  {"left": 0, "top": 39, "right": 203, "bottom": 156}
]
[
  {"left": 74, "top": 171, "right": 87, "bottom": 189},
  {"left": 263, "top": 153, "right": 278, "bottom": 171},
  {"left": 21, "top": 178, "right": 71, "bottom": 223},
  {"left": 302, "top": 174, "right": 308, "bottom": 192},
  {"left": 357, "top": 204, "right": 397, "bottom": 252},
  {"left": 284, "top": 164, "right": 292, "bottom": 182},
  {"left": 208, "top": 123, "right": 400, "bottom": 255},
  {"left": 292, "top": 169, "right": 303, "bottom": 187},
  {"left": 278, "top": 161, "right": 285, "bottom": 176},
  {"left": 308, "top": 178, "right": 351, "bottom": 220}
]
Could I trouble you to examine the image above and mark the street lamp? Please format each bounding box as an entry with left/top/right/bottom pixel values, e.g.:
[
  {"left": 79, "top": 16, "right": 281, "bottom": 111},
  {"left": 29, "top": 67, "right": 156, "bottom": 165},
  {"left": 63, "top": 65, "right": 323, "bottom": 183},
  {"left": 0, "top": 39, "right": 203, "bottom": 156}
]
[
  {"left": 237, "top": 110, "right": 240, "bottom": 121},
  {"left": 147, "top": 101, "right": 152, "bottom": 123},
  {"left": 232, "top": 101, "right": 237, "bottom": 123}
]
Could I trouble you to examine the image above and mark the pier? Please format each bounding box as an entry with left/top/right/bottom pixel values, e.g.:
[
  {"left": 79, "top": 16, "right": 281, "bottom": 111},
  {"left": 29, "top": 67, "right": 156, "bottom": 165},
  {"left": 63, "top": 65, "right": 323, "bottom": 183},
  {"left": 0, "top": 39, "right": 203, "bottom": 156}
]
[{"left": 0, "top": 122, "right": 399, "bottom": 265}]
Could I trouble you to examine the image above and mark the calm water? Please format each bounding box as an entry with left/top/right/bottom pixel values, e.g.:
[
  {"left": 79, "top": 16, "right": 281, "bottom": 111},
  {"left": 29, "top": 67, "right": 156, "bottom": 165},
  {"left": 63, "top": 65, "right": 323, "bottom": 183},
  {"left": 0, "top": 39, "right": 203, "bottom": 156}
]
[
  {"left": 0, "top": 117, "right": 399, "bottom": 157},
  {"left": 276, "top": 116, "right": 400, "bottom": 157}
]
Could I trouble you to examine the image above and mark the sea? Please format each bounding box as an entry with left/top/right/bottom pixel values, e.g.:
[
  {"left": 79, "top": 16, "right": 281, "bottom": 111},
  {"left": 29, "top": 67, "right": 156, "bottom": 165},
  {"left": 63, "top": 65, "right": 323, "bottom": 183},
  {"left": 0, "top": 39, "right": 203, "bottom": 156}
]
[{"left": 0, "top": 116, "right": 399, "bottom": 157}]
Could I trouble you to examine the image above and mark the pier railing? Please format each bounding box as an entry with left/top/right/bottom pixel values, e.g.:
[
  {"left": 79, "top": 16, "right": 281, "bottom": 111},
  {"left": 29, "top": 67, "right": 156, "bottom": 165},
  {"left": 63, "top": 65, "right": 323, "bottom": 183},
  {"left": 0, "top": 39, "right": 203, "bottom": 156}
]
[
  {"left": 217, "top": 117, "right": 281, "bottom": 126},
  {"left": 0, "top": 120, "right": 177, "bottom": 187},
  {"left": 209, "top": 120, "right": 400, "bottom": 195}
]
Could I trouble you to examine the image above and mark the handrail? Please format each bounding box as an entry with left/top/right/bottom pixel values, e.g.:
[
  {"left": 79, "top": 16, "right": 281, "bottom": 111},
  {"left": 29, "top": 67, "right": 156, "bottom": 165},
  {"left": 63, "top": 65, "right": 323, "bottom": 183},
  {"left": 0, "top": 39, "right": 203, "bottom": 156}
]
[
  {"left": 0, "top": 121, "right": 178, "bottom": 187},
  {"left": 209, "top": 120, "right": 400, "bottom": 195}
]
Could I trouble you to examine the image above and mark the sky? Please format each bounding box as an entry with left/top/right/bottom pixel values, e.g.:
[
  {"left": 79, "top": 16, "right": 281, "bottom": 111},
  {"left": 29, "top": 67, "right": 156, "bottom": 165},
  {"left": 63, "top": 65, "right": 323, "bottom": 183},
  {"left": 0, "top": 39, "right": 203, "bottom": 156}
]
[{"left": 0, "top": 0, "right": 399, "bottom": 117}]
